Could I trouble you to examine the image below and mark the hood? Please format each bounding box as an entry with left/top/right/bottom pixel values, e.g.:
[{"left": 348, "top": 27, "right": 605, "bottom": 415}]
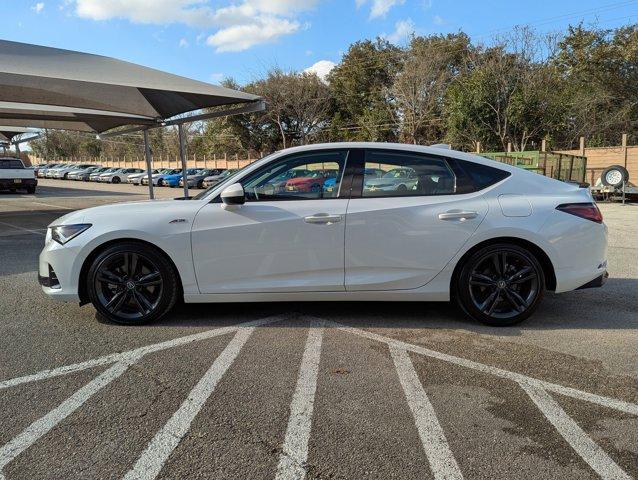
[
  {"left": 365, "top": 177, "right": 399, "bottom": 186},
  {"left": 48, "top": 199, "right": 200, "bottom": 228}
]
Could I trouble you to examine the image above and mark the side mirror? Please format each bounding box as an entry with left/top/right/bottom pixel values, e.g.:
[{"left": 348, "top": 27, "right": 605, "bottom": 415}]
[{"left": 221, "top": 183, "right": 245, "bottom": 207}]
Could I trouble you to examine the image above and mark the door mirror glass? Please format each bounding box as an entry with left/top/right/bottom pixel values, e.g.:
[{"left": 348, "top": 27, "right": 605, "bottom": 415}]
[{"left": 221, "top": 183, "right": 245, "bottom": 205}]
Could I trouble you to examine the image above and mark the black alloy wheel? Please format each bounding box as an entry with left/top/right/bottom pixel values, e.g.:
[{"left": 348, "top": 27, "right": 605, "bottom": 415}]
[
  {"left": 87, "top": 242, "right": 178, "bottom": 324},
  {"left": 456, "top": 244, "right": 544, "bottom": 326}
]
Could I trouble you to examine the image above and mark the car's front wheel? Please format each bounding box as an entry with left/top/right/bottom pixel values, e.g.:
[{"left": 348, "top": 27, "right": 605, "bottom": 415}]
[
  {"left": 87, "top": 242, "right": 179, "bottom": 324},
  {"left": 456, "top": 243, "right": 544, "bottom": 326}
]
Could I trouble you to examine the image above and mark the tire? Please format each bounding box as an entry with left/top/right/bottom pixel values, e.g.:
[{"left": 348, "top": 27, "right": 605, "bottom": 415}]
[
  {"left": 112, "top": 176, "right": 121, "bottom": 184},
  {"left": 455, "top": 243, "right": 545, "bottom": 326},
  {"left": 157, "top": 179, "right": 164, "bottom": 187},
  {"left": 86, "top": 242, "right": 179, "bottom": 325},
  {"left": 197, "top": 180, "right": 204, "bottom": 189},
  {"left": 25, "top": 185, "right": 36, "bottom": 194},
  {"left": 601, "top": 165, "right": 629, "bottom": 187},
  {"left": 396, "top": 184, "right": 408, "bottom": 192}
]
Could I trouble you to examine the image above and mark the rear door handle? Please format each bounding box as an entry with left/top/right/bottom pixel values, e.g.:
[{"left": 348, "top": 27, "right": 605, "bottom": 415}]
[
  {"left": 304, "top": 213, "right": 342, "bottom": 225},
  {"left": 438, "top": 210, "right": 478, "bottom": 221}
]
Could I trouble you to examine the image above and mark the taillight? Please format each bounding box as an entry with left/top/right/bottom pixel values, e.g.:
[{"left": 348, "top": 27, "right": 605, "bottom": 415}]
[{"left": 556, "top": 202, "right": 603, "bottom": 223}]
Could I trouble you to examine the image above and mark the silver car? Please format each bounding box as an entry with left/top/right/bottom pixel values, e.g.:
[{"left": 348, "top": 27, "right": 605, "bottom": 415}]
[
  {"left": 363, "top": 168, "right": 419, "bottom": 194},
  {"left": 127, "top": 170, "right": 158, "bottom": 185},
  {"left": 98, "top": 168, "right": 145, "bottom": 184}
]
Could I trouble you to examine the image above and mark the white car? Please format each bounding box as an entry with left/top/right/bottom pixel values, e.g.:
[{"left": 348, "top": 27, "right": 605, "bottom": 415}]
[
  {"left": 39, "top": 143, "right": 607, "bottom": 326},
  {"left": 46, "top": 164, "right": 75, "bottom": 178},
  {"left": 128, "top": 170, "right": 158, "bottom": 185},
  {"left": 98, "top": 168, "right": 145, "bottom": 184},
  {"left": 52, "top": 164, "right": 97, "bottom": 180}
]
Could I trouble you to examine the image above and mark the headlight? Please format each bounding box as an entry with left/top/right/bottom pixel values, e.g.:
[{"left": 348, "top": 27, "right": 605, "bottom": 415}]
[{"left": 49, "top": 224, "right": 92, "bottom": 245}]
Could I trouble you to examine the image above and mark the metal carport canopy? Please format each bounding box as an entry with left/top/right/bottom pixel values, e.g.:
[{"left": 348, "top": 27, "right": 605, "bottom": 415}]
[{"left": 0, "top": 39, "right": 265, "bottom": 198}]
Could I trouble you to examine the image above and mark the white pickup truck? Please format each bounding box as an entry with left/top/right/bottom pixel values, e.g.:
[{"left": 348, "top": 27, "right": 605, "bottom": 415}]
[{"left": 0, "top": 157, "right": 37, "bottom": 193}]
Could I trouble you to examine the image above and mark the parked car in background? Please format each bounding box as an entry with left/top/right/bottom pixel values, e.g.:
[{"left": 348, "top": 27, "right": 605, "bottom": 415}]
[
  {"left": 323, "top": 167, "right": 384, "bottom": 194},
  {"left": 284, "top": 169, "right": 338, "bottom": 193},
  {"left": 67, "top": 165, "right": 101, "bottom": 181},
  {"left": 202, "top": 169, "right": 237, "bottom": 188},
  {"left": 0, "top": 157, "right": 37, "bottom": 193},
  {"left": 165, "top": 168, "right": 201, "bottom": 188},
  {"left": 37, "top": 163, "right": 64, "bottom": 178},
  {"left": 98, "top": 168, "right": 145, "bottom": 184},
  {"left": 141, "top": 168, "right": 183, "bottom": 186},
  {"left": 363, "top": 167, "right": 419, "bottom": 194},
  {"left": 34, "top": 163, "right": 56, "bottom": 177},
  {"left": 89, "top": 167, "right": 118, "bottom": 182},
  {"left": 127, "top": 170, "right": 158, "bottom": 185},
  {"left": 178, "top": 169, "right": 223, "bottom": 189},
  {"left": 52, "top": 163, "right": 97, "bottom": 180},
  {"left": 39, "top": 142, "right": 608, "bottom": 327},
  {"left": 46, "top": 164, "right": 75, "bottom": 178},
  {"left": 263, "top": 169, "right": 313, "bottom": 194}
]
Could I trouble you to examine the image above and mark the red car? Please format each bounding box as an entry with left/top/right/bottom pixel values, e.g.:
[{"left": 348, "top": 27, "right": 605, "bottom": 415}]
[{"left": 284, "top": 170, "right": 339, "bottom": 193}]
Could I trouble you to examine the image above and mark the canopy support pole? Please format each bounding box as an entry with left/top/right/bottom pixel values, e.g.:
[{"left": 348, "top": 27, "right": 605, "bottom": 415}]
[
  {"left": 178, "top": 124, "right": 188, "bottom": 199},
  {"left": 143, "top": 130, "right": 155, "bottom": 200},
  {"left": 15, "top": 142, "right": 20, "bottom": 157}
]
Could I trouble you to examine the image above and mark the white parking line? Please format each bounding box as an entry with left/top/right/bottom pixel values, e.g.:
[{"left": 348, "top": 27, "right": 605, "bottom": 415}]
[
  {"left": 0, "top": 316, "right": 283, "bottom": 390},
  {"left": 519, "top": 383, "right": 631, "bottom": 480},
  {"left": 123, "top": 327, "right": 256, "bottom": 480},
  {"left": 0, "top": 220, "right": 45, "bottom": 236},
  {"left": 332, "top": 322, "right": 638, "bottom": 416},
  {"left": 275, "top": 320, "right": 325, "bottom": 480},
  {"left": 0, "top": 356, "right": 139, "bottom": 478},
  {"left": 31, "top": 202, "right": 73, "bottom": 210},
  {"left": 390, "top": 345, "right": 463, "bottom": 480}
]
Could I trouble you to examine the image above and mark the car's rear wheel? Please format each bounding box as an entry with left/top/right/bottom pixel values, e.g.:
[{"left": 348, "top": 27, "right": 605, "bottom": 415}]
[
  {"left": 456, "top": 243, "right": 544, "bottom": 326},
  {"left": 26, "top": 185, "right": 36, "bottom": 194},
  {"left": 157, "top": 179, "right": 164, "bottom": 186},
  {"left": 87, "top": 242, "right": 179, "bottom": 325},
  {"left": 112, "top": 176, "right": 121, "bottom": 184}
]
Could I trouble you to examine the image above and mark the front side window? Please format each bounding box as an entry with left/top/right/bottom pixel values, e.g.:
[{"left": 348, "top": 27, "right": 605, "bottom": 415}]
[
  {"left": 362, "top": 150, "right": 456, "bottom": 197},
  {"left": 241, "top": 150, "right": 349, "bottom": 201}
]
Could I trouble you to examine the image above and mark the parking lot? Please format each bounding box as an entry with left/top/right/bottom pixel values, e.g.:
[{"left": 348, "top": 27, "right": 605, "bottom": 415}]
[{"left": 0, "top": 179, "right": 636, "bottom": 479}]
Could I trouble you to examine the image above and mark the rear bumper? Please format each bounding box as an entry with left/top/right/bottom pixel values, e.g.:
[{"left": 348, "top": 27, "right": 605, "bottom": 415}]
[
  {"left": 0, "top": 178, "right": 37, "bottom": 189},
  {"left": 577, "top": 271, "right": 609, "bottom": 290}
]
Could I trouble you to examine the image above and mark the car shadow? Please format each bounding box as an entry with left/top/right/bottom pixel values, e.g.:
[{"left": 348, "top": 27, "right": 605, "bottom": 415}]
[{"left": 146, "top": 277, "right": 638, "bottom": 333}]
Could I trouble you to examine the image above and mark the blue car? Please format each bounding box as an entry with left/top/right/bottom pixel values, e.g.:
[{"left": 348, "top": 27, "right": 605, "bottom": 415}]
[{"left": 165, "top": 169, "right": 202, "bottom": 187}]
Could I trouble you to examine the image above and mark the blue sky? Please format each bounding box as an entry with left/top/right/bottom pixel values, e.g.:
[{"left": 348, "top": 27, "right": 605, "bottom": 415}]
[{"left": 2, "top": 0, "right": 638, "bottom": 85}]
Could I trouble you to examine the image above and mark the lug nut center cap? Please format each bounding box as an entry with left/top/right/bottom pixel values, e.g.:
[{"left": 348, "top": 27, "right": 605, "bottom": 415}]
[
  {"left": 126, "top": 280, "right": 136, "bottom": 290},
  {"left": 497, "top": 280, "right": 506, "bottom": 289}
]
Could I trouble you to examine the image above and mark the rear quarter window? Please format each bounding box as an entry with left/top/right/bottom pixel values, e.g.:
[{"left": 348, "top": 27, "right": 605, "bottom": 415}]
[{"left": 448, "top": 158, "right": 510, "bottom": 193}]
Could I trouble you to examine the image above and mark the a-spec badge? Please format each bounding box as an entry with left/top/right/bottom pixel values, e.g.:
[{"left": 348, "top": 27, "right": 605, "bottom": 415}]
[{"left": 169, "top": 218, "right": 188, "bottom": 224}]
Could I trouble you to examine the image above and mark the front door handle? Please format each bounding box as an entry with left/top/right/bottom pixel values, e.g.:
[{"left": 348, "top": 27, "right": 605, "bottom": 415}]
[
  {"left": 438, "top": 210, "right": 478, "bottom": 221},
  {"left": 304, "top": 213, "right": 342, "bottom": 225}
]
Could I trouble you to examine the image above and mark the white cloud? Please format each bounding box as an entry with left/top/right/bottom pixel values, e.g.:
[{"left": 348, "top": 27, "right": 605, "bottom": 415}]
[
  {"left": 385, "top": 18, "right": 414, "bottom": 44},
  {"left": 179, "top": 38, "right": 189, "bottom": 47},
  {"left": 71, "top": 0, "right": 318, "bottom": 52},
  {"left": 356, "top": 0, "right": 404, "bottom": 19},
  {"left": 433, "top": 14, "right": 444, "bottom": 25},
  {"left": 210, "top": 72, "right": 225, "bottom": 82},
  {"left": 31, "top": 2, "right": 45, "bottom": 13},
  {"left": 304, "top": 60, "right": 336, "bottom": 82},
  {"left": 207, "top": 16, "right": 299, "bottom": 52}
]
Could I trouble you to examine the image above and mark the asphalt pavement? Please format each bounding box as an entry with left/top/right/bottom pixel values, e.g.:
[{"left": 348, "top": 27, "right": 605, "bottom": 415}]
[{"left": 0, "top": 179, "right": 636, "bottom": 479}]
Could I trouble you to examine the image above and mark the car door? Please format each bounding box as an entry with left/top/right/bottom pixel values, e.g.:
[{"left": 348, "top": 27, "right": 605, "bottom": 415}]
[
  {"left": 191, "top": 149, "right": 352, "bottom": 294},
  {"left": 345, "top": 149, "right": 489, "bottom": 291}
]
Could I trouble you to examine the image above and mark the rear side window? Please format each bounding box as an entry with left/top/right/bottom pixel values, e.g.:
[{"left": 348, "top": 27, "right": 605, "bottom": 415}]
[{"left": 448, "top": 159, "right": 510, "bottom": 193}]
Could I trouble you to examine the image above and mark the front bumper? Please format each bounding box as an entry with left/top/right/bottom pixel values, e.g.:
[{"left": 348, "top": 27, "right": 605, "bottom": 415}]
[{"left": 39, "top": 236, "right": 82, "bottom": 302}]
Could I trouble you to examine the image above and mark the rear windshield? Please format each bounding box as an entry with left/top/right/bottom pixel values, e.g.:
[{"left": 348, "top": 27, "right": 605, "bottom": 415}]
[{"left": 0, "top": 159, "right": 25, "bottom": 169}]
